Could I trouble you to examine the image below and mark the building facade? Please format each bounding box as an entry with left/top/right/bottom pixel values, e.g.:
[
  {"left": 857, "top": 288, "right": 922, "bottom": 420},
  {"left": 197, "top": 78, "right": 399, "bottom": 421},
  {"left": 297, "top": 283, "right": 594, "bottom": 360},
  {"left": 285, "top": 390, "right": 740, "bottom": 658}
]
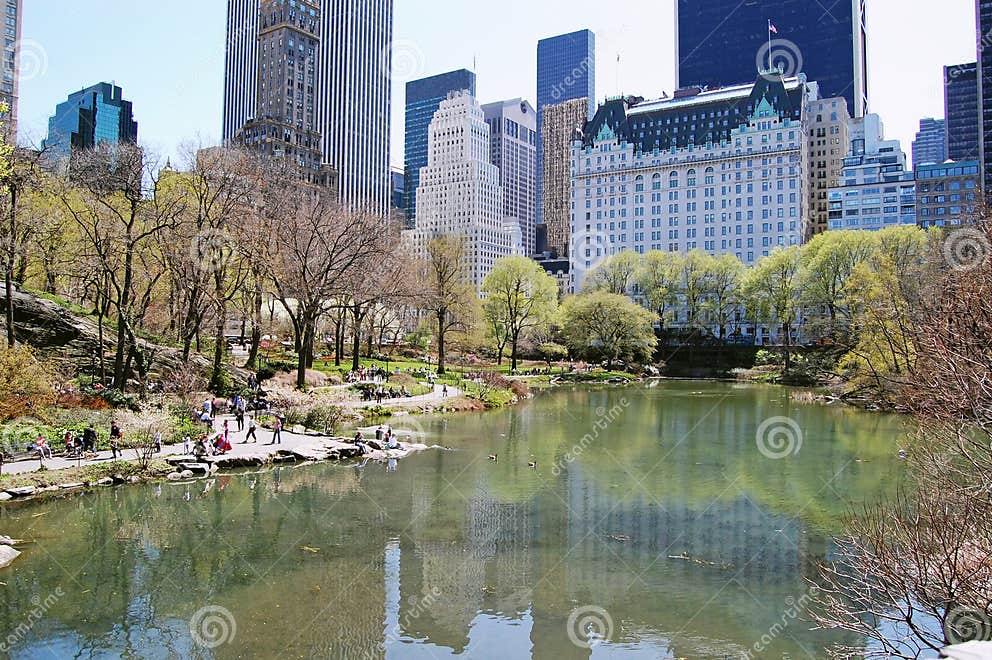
[
  {"left": 676, "top": 0, "right": 868, "bottom": 117},
  {"left": 911, "top": 118, "right": 947, "bottom": 168},
  {"left": 236, "top": 0, "right": 329, "bottom": 186},
  {"left": 482, "top": 99, "right": 538, "bottom": 255},
  {"left": 536, "top": 30, "right": 595, "bottom": 228},
  {"left": 570, "top": 74, "right": 815, "bottom": 291},
  {"left": 806, "top": 97, "right": 851, "bottom": 237},
  {"left": 543, "top": 98, "right": 588, "bottom": 258},
  {"left": 404, "top": 69, "right": 476, "bottom": 225},
  {"left": 827, "top": 115, "right": 915, "bottom": 231},
  {"left": 44, "top": 83, "right": 138, "bottom": 161},
  {"left": 915, "top": 160, "right": 980, "bottom": 228},
  {"left": 408, "top": 92, "right": 516, "bottom": 290},
  {"left": 978, "top": 0, "right": 992, "bottom": 192},
  {"left": 224, "top": 0, "right": 393, "bottom": 209},
  {"left": 945, "top": 62, "right": 980, "bottom": 162},
  {"left": 1, "top": 0, "right": 21, "bottom": 135}
]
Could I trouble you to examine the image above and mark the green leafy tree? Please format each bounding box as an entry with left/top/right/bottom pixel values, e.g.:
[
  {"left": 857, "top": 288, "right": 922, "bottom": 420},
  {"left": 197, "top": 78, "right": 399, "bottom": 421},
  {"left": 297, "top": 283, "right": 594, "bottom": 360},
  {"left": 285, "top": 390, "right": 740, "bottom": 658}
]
[
  {"left": 583, "top": 250, "right": 642, "bottom": 295},
  {"left": 636, "top": 250, "right": 680, "bottom": 330},
  {"left": 799, "top": 230, "right": 877, "bottom": 341},
  {"left": 559, "top": 291, "right": 658, "bottom": 369},
  {"left": 741, "top": 246, "right": 802, "bottom": 369},
  {"left": 481, "top": 256, "right": 558, "bottom": 371},
  {"left": 702, "top": 253, "right": 745, "bottom": 338}
]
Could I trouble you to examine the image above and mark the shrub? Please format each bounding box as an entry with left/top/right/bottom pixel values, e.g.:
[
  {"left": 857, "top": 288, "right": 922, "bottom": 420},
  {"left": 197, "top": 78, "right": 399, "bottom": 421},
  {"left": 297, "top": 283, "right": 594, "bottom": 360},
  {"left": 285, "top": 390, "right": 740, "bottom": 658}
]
[
  {"left": 388, "top": 372, "right": 417, "bottom": 387},
  {"left": 0, "top": 346, "right": 57, "bottom": 421}
]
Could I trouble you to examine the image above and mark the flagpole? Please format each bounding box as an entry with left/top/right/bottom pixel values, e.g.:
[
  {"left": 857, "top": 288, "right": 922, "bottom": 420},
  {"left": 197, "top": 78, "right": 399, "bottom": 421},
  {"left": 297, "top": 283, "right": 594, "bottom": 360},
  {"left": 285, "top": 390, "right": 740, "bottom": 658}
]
[{"left": 767, "top": 20, "right": 772, "bottom": 72}]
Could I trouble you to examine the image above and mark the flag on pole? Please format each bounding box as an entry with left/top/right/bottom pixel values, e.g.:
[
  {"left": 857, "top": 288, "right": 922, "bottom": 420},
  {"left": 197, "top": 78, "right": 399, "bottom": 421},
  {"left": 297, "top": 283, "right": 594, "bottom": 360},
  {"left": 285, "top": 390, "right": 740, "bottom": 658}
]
[{"left": 768, "top": 20, "right": 778, "bottom": 34}]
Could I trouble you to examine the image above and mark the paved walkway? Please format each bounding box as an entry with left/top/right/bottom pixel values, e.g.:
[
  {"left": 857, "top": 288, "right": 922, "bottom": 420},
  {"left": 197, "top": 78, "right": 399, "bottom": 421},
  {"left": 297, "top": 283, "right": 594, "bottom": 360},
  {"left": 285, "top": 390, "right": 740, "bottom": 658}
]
[{"left": 2, "top": 384, "right": 461, "bottom": 477}]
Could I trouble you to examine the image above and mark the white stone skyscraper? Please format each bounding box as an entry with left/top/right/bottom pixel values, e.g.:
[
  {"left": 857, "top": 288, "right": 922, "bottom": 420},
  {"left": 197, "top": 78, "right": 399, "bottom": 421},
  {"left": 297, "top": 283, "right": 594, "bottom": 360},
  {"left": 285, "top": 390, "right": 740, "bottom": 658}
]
[
  {"left": 482, "top": 99, "right": 537, "bottom": 256},
  {"left": 223, "top": 0, "right": 393, "bottom": 211},
  {"left": 408, "top": 92, "right": 516, "bottom": 290}
]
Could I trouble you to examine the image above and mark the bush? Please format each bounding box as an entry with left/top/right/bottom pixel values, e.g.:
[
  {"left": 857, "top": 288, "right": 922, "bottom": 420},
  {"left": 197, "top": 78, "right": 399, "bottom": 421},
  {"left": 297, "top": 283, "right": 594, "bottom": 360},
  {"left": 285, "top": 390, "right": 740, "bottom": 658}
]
[
  {"left": 754, "top": 349, "right": 782, "bottom": 367},
  {"left": 0, "top": 346, "right": 57, "bottom": 421},
  {"left": 388, "top": 372, "right": 417, "bottom": 387}
]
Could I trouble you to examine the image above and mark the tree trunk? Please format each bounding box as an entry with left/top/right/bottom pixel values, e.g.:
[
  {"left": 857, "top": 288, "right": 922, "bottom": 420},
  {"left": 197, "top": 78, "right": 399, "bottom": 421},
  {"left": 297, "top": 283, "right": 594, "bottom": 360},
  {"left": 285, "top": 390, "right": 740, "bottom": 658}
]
[
  {"left": 783, "top": 322, "right": 792, "bottom": 371},
  {"left": 510, "top": 331, "right": 521, "bottom": 372},
  {"left": 296, "top": 314, "right": 314, "bottom": 390},
  {"left": 436, "top": 309, "right": 447, "bottom": 375},
  {"left": 209, "top": 313, "right": 226, "bottom": 392},
  {"left": 5, "top": 184, "right": 16, "bottom": 348},
  {"left": 334, "top": 317, "right": 342, "bottom": 367}
]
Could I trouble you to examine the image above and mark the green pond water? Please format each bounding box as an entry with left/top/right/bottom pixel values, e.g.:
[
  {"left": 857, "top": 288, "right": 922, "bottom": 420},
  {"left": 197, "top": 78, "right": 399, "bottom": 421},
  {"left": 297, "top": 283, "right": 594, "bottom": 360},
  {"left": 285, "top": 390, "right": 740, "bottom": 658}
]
[{"left": 0, "top": 381, "right": 910, "bottom": 659}]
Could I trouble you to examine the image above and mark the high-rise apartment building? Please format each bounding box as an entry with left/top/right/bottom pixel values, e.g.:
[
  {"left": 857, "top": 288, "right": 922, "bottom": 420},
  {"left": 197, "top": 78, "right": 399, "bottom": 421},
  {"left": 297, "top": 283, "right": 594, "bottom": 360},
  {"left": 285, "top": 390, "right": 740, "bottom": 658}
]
[
  {"left": 945, "top": 62, "right": 980, "bottom": 161},
  {"left": 807, "top": 97, "right": 851, "bottom": 237},
  {"left": 570, "top": 74, "right": 816, "bottom": 291},
  {"left": 236, "top": 0, "right": 328, "bottom": 186},
  {"left": 223, "top": 0, "right": 393, "bottom": 210},
  {"left": 916, "top": 160, "right": 981, "bottom": 228},
  {"left": 977, "top": 0, "right": 992, "bottom": 192},
  {"left": 44, "top": 83, "right": 138, "bottom": 161},
  {"left": 536, "top": 30, "right": 595, "bottom": 227},
  {"left": 404, "top": 69, "right": 476, "bottom": 225},
  {"left": 543, "top": 98, "right": 588, "bottom": 258},
  {"left": 911, "top": 118, "right": 947, "bottom": 168},
  {"left": 676, "top": 0, "right": 869, "bottom": 117},
  {"left": 482, "top": 99, "right": 538, "bottom": 255},
  {"left": 408, "top": 92, "right": 516, "bottom": 290},
  {"left": 827, "top": 114, "right": 916, "bottom": 231},
  {"left": 1, "top": 0, "right": 22, "bottom": 136}
]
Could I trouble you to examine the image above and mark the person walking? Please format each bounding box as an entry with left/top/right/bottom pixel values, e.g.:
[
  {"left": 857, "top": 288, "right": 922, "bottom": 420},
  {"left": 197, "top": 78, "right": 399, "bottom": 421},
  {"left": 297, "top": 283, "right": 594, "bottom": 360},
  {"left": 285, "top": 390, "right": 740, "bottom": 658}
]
[
  {"left": 82, "top": 424, "right": 97, "bottom": 452},
  {"left": 154, "top": 432, "right": 163, "bottom": 453},
  {"left": 244, "top": 417, "right": 258, "bottom": 443},
  {"left": 109, "top": 422, "right": 122, "bottom": 460},
  {"left": 442, "top": 384, "right": 448, "bottom": 398},
  {"left": 235, "top": 405, "right": 245, "bottom": 432},
  {"left": 269, "top": 416, "right": 282, "bottom": 445}
]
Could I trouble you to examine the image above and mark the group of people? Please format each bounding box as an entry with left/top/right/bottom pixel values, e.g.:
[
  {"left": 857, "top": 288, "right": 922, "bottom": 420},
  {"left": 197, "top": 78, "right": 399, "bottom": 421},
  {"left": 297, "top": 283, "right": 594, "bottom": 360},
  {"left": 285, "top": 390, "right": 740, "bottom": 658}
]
[
  {"left": 361, "top": 384, "right": 413, "bottom": 403},
  {"left": 28, "top": 423, "right": 113, "bottom": 463},
  {"left": 346, "top": 365, "right": 390, "bottom": 384}
]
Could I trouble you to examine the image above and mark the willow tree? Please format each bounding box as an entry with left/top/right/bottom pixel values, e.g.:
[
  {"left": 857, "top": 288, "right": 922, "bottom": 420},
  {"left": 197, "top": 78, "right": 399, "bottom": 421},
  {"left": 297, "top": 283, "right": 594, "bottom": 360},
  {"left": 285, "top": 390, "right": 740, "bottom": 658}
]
[{"left": 740, "top": 246, "right": 801, "bottom": 370}]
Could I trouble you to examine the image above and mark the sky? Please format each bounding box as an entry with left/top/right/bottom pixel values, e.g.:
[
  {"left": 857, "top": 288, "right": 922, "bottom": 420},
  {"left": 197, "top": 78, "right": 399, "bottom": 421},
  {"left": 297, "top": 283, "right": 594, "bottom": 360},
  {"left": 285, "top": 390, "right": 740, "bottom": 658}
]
[{"left": 18, "top": 0, "right": 978, "bottom": 169}]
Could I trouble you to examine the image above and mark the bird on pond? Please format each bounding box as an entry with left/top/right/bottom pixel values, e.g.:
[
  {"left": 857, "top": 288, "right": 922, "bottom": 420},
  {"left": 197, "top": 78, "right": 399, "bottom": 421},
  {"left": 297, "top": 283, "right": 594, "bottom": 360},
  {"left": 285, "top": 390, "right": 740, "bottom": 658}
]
[{"left": 488, "top": 454, "right": 498, "bottom": 462}]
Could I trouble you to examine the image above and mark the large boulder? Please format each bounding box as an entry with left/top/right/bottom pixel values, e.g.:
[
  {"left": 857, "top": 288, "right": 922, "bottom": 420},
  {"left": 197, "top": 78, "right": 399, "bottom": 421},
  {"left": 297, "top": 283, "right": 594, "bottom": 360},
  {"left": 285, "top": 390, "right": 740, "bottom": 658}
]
[{"left": 0, "top": 545, "right": 20, "bottom": 569}]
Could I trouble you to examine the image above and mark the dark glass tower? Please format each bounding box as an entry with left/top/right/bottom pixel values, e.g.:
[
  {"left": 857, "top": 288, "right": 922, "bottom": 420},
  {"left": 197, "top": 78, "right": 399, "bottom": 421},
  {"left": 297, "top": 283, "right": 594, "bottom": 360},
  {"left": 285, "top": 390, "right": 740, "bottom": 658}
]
[
  {"left": 536, "top": 29, "right": 595, "bottom": 227},
  {"left": 44, "top": 82, "right": 138, "bottom": 161},
  {"left": 945, "top": 62, "right": 980, "bottom": 162},
  {"left": 403, "top": 69, "right": 476, "bottom": 225},
  {"left": 978, "top": 0, "right": 992, "bottom": 192},
  {"left": 676, "top": 0, "right": 868, "bottom": 117}
]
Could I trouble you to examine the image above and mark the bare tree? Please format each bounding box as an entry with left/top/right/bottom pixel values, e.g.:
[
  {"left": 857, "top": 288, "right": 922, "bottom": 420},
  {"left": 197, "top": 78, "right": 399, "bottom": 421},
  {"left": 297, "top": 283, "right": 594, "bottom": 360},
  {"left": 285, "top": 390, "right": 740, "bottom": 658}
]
[{"left": 416, "top": 235, "right": 477, "bottom": 375}]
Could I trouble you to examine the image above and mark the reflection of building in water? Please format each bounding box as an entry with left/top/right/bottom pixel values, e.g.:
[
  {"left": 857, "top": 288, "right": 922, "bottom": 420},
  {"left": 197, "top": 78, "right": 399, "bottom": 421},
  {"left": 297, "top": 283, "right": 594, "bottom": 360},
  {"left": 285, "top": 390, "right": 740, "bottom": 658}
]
[{"left": 564, "top": 463, "right": 804, "bottom": 587}]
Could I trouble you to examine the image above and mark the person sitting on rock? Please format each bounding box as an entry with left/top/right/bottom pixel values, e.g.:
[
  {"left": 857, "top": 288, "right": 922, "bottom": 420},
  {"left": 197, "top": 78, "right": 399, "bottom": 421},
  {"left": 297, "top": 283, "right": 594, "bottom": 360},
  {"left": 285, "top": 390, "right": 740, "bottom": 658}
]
[{"left": 353, "top": 431, "right": 369, "bottom": 455}]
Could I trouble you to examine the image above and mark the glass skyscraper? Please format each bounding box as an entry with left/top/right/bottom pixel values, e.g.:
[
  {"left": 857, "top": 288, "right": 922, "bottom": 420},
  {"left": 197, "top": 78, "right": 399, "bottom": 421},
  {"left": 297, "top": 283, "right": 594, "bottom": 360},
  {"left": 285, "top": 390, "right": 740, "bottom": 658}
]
[
  {"left": 978, "top": 0, "right": 992, "bottom": 192},
  {"left": 536, "top": 29, "right": 595, "bottom": 227},
  {"left": 43, "top": 83, "right": 138, "bottom": 161},
  {"left": 1, "top": 0, "right": 21, "bottom": 136},
  {"left": 676, "top": 0, "right": 868, "bottom": 117},
  {"left": 945, "top": 62, "right": 979, "bottom": 162},
  {"left": 403, "top": 69, "right": 476, "bottom": 224}
]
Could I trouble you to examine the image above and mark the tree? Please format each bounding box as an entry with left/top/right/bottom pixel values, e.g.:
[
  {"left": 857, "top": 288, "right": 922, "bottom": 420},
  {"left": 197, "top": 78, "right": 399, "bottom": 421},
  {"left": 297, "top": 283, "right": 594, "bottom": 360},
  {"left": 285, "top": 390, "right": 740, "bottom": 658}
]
[
  {"left": 416, "top": 235, "right": 477, "bottom": 375},
  {"left": 799, "top": 230, "right": 877, "bottom": 341},
  {"left": 675, "top": 250, "right": 713, "bottom": 333},
  {"left": 583, "top": 250, "right": 641, "bottom": 295},
  {"left": 559, "top": 291, "right": 658, "bottom": 369},
  {"left": 481, "top": 256, "right": 558, "bottom": 371},
  {"left": 636, "top": 250, "right": 680, "bottom": 330},
  {"left": 741, "top": 246, "right": 801, "bottom": 369},
  {"left": 702, "top": 253, "right": 745, "bottom": 339}
]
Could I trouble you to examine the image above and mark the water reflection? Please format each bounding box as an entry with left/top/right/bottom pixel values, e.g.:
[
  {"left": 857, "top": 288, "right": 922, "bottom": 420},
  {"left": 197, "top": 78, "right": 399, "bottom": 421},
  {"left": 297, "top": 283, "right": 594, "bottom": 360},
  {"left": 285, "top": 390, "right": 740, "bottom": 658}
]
[{"left": 0, "top": 382, "right": 907, "bottom": 658}]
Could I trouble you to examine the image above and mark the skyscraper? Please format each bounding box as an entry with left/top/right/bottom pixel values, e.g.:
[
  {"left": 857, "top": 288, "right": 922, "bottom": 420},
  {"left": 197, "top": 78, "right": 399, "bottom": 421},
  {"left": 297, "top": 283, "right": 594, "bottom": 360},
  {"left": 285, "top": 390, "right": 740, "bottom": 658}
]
[
  {"left": 912, "top": 118, "right": 947, "bottom": 168},
  {"left": 944, "top": 62, "right": 980, "bottom": 161},
  {"left": 236, "top": 0, "right": 328, "bottom": 186},
  {"left": 223, "top": 0, "right": 393, "bottom": 211},
  {"left": 807, "top": 97, "right": 850, "bottom": 237},
  {"left": 44, "top": 82, "right": 138, "bottom": 161},
  {"left": 1, "top": 0, "right": 22, "bottom": 136},
  {"left": 482, "top": 99, "right": 537, "bottom": 255},
  {"left": 408, "top": 92, "right": 515, "bottom": 290},
  {"left": 536, "top": 30, "right": 595, "bottom": 227},
  {"left": 676, "top": 0, "right": 869, "bottom": 117},
  {"left": 979, "top": 0, "right": 992, "bottom": 192},
  {"left": 404, "top": 69, "right": 476, "bottom": 224},
  {"left": 543, "top": 98, "right": 588, "bottom": 258}
]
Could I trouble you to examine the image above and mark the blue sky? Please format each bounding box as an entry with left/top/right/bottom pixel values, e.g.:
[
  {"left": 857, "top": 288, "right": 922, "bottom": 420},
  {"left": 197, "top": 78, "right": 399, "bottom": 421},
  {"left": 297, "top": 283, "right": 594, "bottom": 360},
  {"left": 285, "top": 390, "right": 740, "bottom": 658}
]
[{"left": 19, "top": 0, "right": 977, "bottom": 168}]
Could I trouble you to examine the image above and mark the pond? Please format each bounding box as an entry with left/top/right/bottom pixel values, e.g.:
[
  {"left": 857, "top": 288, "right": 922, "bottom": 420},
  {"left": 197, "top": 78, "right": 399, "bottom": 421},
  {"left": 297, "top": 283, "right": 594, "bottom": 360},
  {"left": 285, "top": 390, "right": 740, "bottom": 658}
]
[{"left": 0, "top": 381, "right": 910, "bottom": 658}]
